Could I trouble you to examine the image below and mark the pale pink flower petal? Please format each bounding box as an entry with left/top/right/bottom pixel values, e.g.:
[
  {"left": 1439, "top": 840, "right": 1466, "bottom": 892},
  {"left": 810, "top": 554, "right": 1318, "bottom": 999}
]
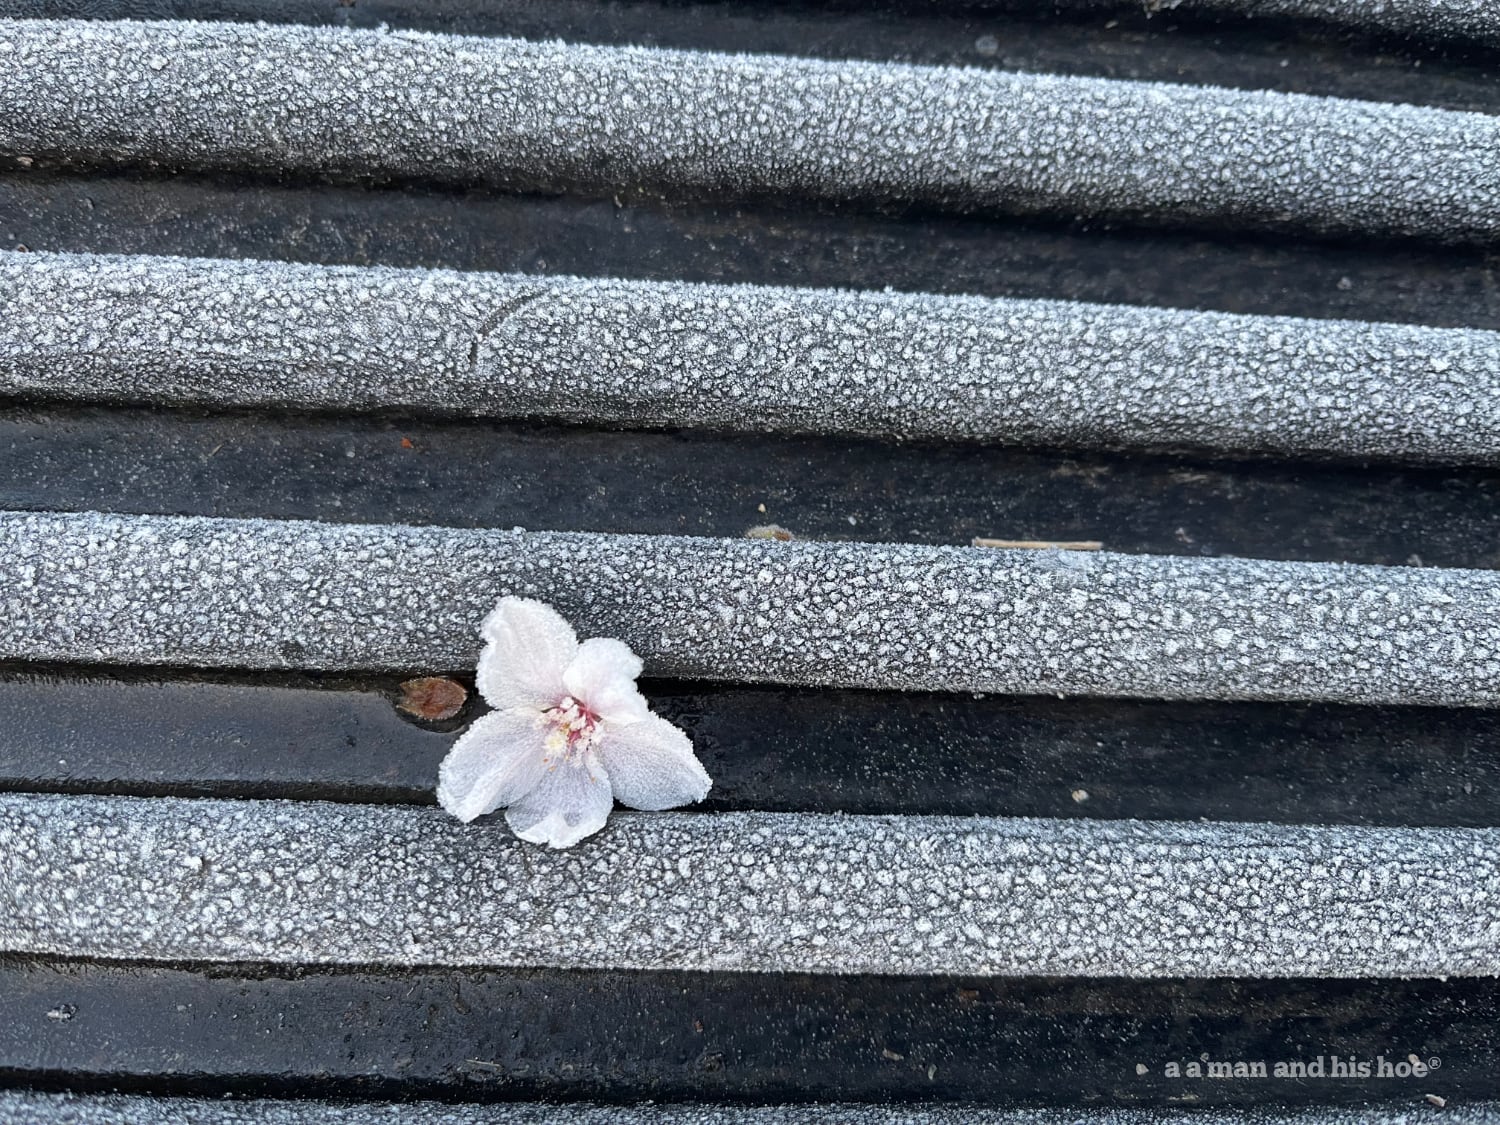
[
  {"left": 476, "top": 597, "right": 577, "bottom": 711},
  {"left": 439, "top": 597, "right": 714, "bottom": 847},
  {"left": 598, "top": 714, "right": 713, "bottom": 811},
  {"left": 504, "top": 760, "right": 616, "bottom": 849},
  {"left": 435, "top": 710, "right": 551, "bottom": 824},
  {"left": 562, "top": 637, "right": 649, "bottom": 725}
]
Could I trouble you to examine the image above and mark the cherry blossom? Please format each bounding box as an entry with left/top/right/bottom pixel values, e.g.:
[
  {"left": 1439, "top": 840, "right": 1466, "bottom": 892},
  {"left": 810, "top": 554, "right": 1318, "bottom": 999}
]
[{"left": 437, "top": 597, "right": 712, "bottom": 847}]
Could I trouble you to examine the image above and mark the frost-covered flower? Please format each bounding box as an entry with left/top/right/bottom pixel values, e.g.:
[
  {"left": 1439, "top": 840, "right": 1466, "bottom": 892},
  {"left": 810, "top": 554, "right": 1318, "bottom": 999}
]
[{"left": 437, "top": 597, "right": 712, "bottom": 848}]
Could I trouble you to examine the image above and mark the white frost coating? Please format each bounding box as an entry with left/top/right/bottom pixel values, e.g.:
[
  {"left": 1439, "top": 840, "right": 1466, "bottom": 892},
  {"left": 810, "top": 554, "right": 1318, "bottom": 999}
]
[
  {"left": 1103, "top": 0, "right": 1500, "bottom": 49},
  {"left": 438, "top": 597, "right": 711, "bottom": 847},
  {"left": 1, "top": 1093, "right": 1490, "bottom": 1125},
  {"left": 5, "top": 251, "right": 1500, "bottom": 462},
  {"left": 2, "top": 794, "right": 1497, "bottom": 977},
  {"left": 2, "top": 509, "right": 1499, "bottom": 705},
  {"left": 0, "top": 21, "right": 1497, "bottom": 242}
]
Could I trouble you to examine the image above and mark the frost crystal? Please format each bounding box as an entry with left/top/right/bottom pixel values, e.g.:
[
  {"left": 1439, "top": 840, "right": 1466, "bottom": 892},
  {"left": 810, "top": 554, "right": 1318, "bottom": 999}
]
[{"left": 437, "top": 597, "right": 712, "bottom": 848}]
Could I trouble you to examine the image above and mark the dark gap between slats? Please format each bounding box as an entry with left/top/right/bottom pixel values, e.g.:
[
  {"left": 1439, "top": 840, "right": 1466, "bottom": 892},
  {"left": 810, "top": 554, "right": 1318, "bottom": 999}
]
[
  {"left": 0, "top": 0, "right": 1493, "bottom": 113},
  {"left": 2, "top": 665, "right": 1496, "bottom": 826},
  {"left": 1, "top": 172, "right": 1498, "bottom": 327},
  {"left": 0, "top": 956, "right": 1489, "bottom": 1106},
  {"left": 1, "top": 404, "right": 1498, "bottom": 569},
  {"left": 7, "top": 157, "right": 1498, "bottom": 256}
]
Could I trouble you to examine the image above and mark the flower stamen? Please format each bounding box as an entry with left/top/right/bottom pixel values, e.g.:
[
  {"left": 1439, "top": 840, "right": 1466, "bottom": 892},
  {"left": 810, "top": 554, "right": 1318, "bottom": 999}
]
[{"left": 540, "top": 695, "right": 602, "bottom": 764}]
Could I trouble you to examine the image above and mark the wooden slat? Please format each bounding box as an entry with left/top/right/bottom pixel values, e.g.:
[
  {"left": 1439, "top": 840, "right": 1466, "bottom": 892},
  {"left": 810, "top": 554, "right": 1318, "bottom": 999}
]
[
  {"left": 0, "top": 20, "right": 1497, "bottom": 240},
  {"left": 0, "top": 1091, "right": 1492, "bottom": 1123},
  {"left": 4, "top": 510, "right": 1500, "bottom": 703},
  {"left": 4, "top": 251, "right": 1499, "bottom": 462},
  {"left": 3, "top": 794, "right": 1497, "bottom": 976}
]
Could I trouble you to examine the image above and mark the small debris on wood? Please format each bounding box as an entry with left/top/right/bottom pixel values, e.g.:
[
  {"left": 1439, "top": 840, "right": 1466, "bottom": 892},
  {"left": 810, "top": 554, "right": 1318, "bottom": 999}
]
[
  {"left": 1071, "top": 788, "right": 1091, "bottom": 803},
  {"left": 397, "top": 676, "right": 468, "bottom": 721},
  {"left": 956, "top": 988, "right": 979, "bottom": 1004},
  {"left": 746, "top": 524, "right": 795, "bottom": 541},
  {"left": 46, "top": 1005, "right": 76, "bottom": 1022},
  {"left": 881, "top": 1047, "right": 904, "bottom": 1061},
  {"left": 1426, "top": 1094, "right": 1447, "bottom": 1108},
  {"left": 399, "top": 436, "right": 415, "bottom": 449},
  {"left": 972, "top": 537, "right": 1103, "bottom": 551}
]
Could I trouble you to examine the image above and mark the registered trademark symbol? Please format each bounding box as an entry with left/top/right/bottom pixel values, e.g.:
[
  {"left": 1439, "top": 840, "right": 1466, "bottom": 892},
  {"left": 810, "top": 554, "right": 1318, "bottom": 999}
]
[{"left": 1429, "top": 1057, "right": 1441, "bottom": 1070}]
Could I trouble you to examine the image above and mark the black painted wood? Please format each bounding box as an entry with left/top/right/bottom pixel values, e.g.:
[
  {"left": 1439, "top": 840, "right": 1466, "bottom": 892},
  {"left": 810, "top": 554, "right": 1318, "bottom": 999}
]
[
  {"left": 3, "top": 405, "right": 1500, "bottom": 568},
  {"left": 1, "top": 667, "right": 1497, "bottom": 826},
  {"left": 0, "top": 958, "right": 1487, "bottom": 1106}
]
